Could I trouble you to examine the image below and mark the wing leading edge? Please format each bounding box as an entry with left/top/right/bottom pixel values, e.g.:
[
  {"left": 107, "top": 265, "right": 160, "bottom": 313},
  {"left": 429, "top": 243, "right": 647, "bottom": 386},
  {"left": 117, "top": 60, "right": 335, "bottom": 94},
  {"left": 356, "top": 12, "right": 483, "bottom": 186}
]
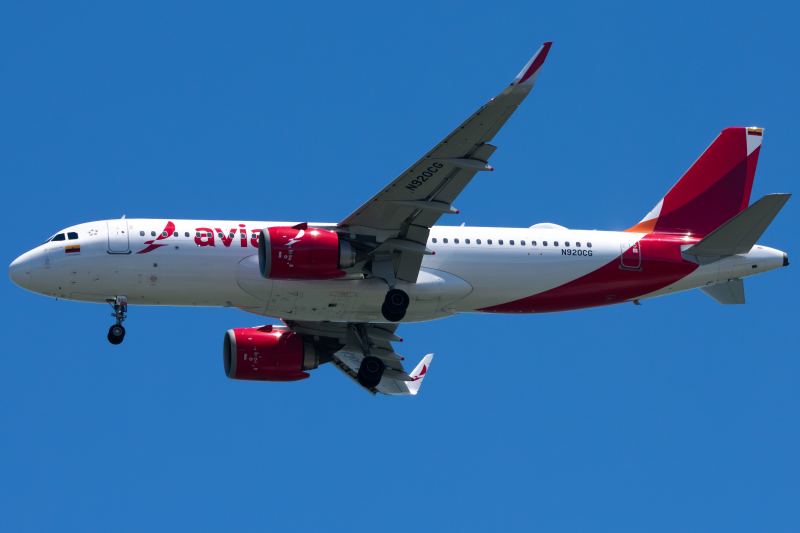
[{"left": 339, "top": 42, "right": 553, "bottom": 283}]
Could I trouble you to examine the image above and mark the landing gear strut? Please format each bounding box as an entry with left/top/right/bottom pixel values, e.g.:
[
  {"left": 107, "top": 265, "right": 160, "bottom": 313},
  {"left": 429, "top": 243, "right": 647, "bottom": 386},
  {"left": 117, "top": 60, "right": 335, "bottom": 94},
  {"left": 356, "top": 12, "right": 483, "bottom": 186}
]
[
  {"left": 106, "top": 296, "right": 127, "bottom": 345},
  {"left": 370, "top": 256, "right": 409, "bottom": 322},
  {"left": 351, "top": 323, "right": 386, "bottom": 389}
]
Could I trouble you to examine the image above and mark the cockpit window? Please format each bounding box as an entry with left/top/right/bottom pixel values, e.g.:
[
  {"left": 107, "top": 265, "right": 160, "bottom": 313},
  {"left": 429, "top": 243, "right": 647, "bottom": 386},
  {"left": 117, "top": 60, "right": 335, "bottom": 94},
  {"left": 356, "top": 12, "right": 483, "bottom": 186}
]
[
  {"left": 67, "top": 232, "right": 78, "bottom": 240},
  {"left": 52, "top": 233, "right": 66, "bottom": 241}
]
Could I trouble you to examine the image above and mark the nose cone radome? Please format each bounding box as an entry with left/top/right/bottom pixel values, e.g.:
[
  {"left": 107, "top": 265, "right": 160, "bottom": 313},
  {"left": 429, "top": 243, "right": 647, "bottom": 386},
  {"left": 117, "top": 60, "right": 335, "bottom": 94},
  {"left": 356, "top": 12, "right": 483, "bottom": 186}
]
[
  {"left": 784, "top": 252, "right": 789, "bottom": 267},
  {"left": 9, "top": 253, "right": 32, "bottom": 290}
]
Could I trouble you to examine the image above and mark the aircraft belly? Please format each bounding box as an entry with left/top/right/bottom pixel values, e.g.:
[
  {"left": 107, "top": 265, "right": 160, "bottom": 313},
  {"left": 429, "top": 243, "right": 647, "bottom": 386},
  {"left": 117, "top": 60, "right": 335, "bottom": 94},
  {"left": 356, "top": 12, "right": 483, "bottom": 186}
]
[
  {"left": 431, "top": 246, "right": 616, "bottom": 311},
  {"left": 233, "top": 267, "right": 472, "bottom": 323}
]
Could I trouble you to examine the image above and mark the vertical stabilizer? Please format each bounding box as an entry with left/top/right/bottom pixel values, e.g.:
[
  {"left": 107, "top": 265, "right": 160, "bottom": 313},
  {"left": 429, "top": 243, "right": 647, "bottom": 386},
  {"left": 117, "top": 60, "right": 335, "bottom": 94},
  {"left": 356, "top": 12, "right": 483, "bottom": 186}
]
[{"left": 627, "top": 127, "right": 763, "bottom": 236}]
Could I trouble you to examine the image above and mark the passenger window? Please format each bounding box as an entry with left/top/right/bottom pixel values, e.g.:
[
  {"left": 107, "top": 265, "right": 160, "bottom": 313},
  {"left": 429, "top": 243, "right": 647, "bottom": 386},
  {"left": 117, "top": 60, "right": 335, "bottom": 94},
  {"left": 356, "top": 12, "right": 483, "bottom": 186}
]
[
  {"left": 454, "top": 238, "right": 459, "bottom": 244},
  {"left": 207, "top": 232, "right": 212, "bottom": 237},
  {"left": 443, "top": 238, "right": 448, "bottom": 243},
  {"left": 465, "top": 239, "right": 470, "bottom": 244},
  {"left": 554, "top": 241, "right": 559, "bottom": 246},
  {"left": 432, "top": 238, "right": 437, "bottom": 243},
  {"left": 488, "top": 239, "right": 492, "bottom": 245},
  {"left": 196, "top": 232, "right": 201, "bottom": 237},
  {"left": 184, "top": 232, "right": 190, "bottom": 237},
  {"left": 477, "top": 239, "right": 481, "bottom": 244},
  {"left": 173, "top": 232, "right": 178, "bottom": 237},
  {"left": 151, "top": 231, "right": 156, "bottom": 237},
  {"left": 52, "top": 233, "right": 65, "bottom": 241},
  {"left": 510, "top": 240, "right": 515, "bottom": 245},
  {"left": 587, "top": 242, "right": 592, "bottom": 248},
  {"left": 532, "top": 241, "right": 537, "bottom": 246},
  {"left": 217, "top": 232, "right": 224, "bottom": 238},
  {"left": 67, "top": 232, "right": 78, "bottom": 240},
  {"left": 576, "top": 242, "right": 581, "bottom": 247},
  {"left": 162, "top": 231, "right": 168, "bottom": 237},
  {"left": 543, "top": 241, "right": 547, "bottom": 246},
  {"left": 565, "top": 241, "right": 570, "bottom": 247},
  {"left": 499, "top": 240, "right": 503, "bottom": 245},
  {"left": 140, "top": 231, "right": 145, "bottom": 236},
  {"left": 521, "top": 240, "right": 525, "bottom": 246}
]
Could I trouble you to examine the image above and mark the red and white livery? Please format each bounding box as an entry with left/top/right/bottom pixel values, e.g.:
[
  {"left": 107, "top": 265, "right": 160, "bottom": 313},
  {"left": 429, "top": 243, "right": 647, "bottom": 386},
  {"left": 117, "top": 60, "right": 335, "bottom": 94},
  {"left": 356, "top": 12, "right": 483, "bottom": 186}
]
[{"left": 9, "top": 42, "right": 790, "bottom": 395}]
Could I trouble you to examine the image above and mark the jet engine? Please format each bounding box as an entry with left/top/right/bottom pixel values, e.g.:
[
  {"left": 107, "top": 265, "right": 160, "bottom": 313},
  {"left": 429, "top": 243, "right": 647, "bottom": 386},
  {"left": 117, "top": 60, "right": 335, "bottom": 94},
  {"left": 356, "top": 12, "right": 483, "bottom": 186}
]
[
  {"left": 223, "top": 327, "right": 319, "bottom": 382},
  {"left": 257, "top": 225, "right": 362, "bottom": 280}
]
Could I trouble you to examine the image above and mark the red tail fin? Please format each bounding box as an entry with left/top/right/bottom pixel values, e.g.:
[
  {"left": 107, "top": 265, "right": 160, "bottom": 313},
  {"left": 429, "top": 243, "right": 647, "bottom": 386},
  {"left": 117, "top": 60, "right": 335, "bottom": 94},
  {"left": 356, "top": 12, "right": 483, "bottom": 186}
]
[{"left": 627, "top": 127, "right": 763, "bottom": 236}]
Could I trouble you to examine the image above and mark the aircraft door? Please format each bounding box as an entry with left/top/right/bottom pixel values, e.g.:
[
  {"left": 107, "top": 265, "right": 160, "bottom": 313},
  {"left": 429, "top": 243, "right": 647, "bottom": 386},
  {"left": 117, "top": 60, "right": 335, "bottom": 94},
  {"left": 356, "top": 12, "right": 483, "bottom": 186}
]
[
  {"left": 107, "top": 220, "right": 130, "bottom": 253},
  {"left": 620, "top": 239, "right": 641, "bottom": 270}
]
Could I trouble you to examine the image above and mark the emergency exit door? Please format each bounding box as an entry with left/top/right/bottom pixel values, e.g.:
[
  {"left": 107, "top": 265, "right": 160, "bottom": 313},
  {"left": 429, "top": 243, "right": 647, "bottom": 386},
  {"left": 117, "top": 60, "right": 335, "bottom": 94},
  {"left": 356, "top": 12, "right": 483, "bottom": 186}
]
[{"left": 620, "top": 239, "right": 641, "bottom": 270}]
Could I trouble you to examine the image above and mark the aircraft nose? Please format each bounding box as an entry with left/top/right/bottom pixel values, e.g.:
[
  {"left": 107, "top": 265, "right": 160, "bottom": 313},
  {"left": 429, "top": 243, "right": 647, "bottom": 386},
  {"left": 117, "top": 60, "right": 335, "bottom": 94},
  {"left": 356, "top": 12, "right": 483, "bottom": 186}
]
[
  {"left": 784, "top": 252, "right": 789, "bottom": 267},
  {"left": 9, "top": 253, "right": 32, "bottom": 290}
]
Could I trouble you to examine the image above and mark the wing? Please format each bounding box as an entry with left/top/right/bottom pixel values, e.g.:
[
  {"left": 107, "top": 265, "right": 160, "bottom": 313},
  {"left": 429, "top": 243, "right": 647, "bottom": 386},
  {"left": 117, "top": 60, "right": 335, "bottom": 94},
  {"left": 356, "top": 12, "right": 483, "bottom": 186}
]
[
  {"left": 279, "top": 320, "right": 433, "bottom": 396},
  {"left": 339, "top": 42, "right": 552, "bottom": 283}
]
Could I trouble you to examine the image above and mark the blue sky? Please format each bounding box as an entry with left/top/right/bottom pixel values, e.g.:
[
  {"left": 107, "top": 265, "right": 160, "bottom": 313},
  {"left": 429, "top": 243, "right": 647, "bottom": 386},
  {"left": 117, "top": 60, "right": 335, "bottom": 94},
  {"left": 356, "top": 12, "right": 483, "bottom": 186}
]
[{"left": 1, "top": 1, "right": 798, "bottom": 531}]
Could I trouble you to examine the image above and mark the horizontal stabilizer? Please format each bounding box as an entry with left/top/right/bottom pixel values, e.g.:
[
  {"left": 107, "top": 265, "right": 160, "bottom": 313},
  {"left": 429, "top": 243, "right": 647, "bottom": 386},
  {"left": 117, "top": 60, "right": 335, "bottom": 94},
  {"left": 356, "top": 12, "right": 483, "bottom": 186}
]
[
  {"left": 701, "top": 279, "right": 745, "bottom": 305},
  {"left": 683, "top": 193, "right": 791, "bottom": 257}
]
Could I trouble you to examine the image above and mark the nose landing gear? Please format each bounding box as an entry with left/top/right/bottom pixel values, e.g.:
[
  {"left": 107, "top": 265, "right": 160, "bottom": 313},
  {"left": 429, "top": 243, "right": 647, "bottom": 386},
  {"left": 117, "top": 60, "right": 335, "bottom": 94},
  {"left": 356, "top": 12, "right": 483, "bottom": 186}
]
[{"left": 106, "top": 296, "right": 127, "bottom": 345}]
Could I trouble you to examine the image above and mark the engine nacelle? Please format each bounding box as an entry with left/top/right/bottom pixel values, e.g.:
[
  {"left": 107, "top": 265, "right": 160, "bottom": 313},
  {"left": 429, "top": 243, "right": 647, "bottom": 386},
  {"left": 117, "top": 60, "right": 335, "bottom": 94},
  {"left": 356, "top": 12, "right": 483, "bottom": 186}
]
[
  {"left": 258, "top": 225, "right": 359, "bottom": 280},
  {"left": 223, "top": 327, "right": 319, "bottom": 382}
]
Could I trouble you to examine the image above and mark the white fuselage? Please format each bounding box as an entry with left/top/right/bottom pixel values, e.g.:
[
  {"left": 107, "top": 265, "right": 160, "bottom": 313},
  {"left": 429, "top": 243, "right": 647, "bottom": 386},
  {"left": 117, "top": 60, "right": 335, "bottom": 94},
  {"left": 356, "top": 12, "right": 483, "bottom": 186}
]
[{"left": 9, "top": 219, "right": 786, "bottom": 323}]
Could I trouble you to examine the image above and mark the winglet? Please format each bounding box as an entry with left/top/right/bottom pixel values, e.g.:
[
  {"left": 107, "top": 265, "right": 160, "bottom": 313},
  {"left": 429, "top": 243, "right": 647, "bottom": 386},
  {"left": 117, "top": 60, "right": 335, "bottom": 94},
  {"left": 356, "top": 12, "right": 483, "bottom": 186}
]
[
  {"left": 405, "top": 354, "right": 434, "bottom": 395},
  {"left": 513, "top": 42, "right": 553, "bottom": 86}
]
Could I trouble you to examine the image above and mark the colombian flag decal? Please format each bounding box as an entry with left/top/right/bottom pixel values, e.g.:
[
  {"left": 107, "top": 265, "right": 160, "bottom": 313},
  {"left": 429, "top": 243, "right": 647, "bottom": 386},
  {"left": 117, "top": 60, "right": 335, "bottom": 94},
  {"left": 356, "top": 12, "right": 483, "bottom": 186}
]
[{"left": 65, "top": 245, "right": 80, "bottom": 253}]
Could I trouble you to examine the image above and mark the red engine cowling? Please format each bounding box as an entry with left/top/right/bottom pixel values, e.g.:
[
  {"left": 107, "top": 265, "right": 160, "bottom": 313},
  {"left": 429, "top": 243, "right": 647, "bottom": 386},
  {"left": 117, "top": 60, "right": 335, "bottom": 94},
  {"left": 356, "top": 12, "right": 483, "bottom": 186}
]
[
  {"left": 223, "top": 327, "right": 318, "bottom": 382},
  {"left": 257, "top": 225, "right": 359, "bottom": 280}
]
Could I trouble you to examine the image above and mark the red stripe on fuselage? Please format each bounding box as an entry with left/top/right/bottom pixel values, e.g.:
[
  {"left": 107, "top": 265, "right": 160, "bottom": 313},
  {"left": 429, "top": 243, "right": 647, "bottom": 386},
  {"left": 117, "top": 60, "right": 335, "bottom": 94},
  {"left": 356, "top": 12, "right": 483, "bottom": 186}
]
[{"left": 478, "top": 235, "right": 699, "bottom": 314}]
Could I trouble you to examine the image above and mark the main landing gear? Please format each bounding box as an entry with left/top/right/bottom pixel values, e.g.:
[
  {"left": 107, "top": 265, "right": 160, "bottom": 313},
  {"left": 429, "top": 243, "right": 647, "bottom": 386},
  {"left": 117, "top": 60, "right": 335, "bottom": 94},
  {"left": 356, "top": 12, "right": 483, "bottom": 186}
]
[
  {"left": 106, "top": 296, "right": 128, "bottom": 345},
  {"left": 352, "top": 323, "right": 386, "bottom": 389},
  {"left": 369, "top": 256, "right": 410, "bottom": 322},
  {"left": 381, "top": 289, "right": 409, "bottom": 322},
  {"left": 357, "top": 356, "right": 385, "bottom": 389}
]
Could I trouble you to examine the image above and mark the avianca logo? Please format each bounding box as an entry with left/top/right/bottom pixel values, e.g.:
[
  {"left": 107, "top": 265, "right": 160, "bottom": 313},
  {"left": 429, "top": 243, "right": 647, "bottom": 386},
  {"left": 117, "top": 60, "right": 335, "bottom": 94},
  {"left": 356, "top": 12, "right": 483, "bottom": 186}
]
[
  {"left": 413, "top": 364, "right": 427, "bottom": 381},
  {"left": 137, "top": 222, "right": 261, "bottom": 253},
  {"left": 286, "top": 229, "right": 304, "bottom": 248},
  {"left": 137, "top": 221, "right": 175, "bottom": 254}
]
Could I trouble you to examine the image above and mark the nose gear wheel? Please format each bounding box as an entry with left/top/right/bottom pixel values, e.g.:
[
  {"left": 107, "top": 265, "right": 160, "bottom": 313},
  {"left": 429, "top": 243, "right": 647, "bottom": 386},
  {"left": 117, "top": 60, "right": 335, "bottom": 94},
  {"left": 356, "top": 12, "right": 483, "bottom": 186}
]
[{"left": 106, "top": 296, "right": 128, "bottom": 345}]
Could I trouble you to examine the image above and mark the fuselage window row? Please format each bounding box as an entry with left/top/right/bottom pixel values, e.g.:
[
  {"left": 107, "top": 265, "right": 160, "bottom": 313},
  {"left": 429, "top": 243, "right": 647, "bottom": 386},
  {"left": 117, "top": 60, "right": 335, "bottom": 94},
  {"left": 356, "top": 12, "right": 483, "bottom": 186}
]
[{"left": 427, "top": 237, "right": 590, "bottom": 248}]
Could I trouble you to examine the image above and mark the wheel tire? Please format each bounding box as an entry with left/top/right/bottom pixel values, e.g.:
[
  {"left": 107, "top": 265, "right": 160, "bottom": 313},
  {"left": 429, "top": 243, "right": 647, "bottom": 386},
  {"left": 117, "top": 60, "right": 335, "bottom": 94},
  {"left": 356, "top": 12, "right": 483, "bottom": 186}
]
[
  {"left": 381, "top": 302, "right": 406, "bottom": 322},
  {"left": 108, "top": 325, "right": 126, "bottom": 345},
  {"left": 357, "top": 356, "right": 385, "bottom": 389},
  {"left": 384, "top": 289, "right": 410, "bottom": 312}
]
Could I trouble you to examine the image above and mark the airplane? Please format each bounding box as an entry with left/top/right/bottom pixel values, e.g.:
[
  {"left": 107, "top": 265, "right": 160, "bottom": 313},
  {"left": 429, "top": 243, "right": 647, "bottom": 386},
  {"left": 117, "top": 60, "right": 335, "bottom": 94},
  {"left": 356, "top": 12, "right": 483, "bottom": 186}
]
[{"left": 8, "top": 42, "right": 791, "bottom": 396}]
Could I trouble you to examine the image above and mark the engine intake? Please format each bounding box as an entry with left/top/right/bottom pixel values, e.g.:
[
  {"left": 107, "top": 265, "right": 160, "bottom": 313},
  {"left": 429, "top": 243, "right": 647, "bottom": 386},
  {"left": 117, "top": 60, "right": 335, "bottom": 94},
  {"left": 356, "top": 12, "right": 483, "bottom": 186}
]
[
  {"left": 258, "top": 225, "right": 358, "bottom": 280},
  {"left": 223, "top": 327, "right": 318, "bottom": 382}
]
